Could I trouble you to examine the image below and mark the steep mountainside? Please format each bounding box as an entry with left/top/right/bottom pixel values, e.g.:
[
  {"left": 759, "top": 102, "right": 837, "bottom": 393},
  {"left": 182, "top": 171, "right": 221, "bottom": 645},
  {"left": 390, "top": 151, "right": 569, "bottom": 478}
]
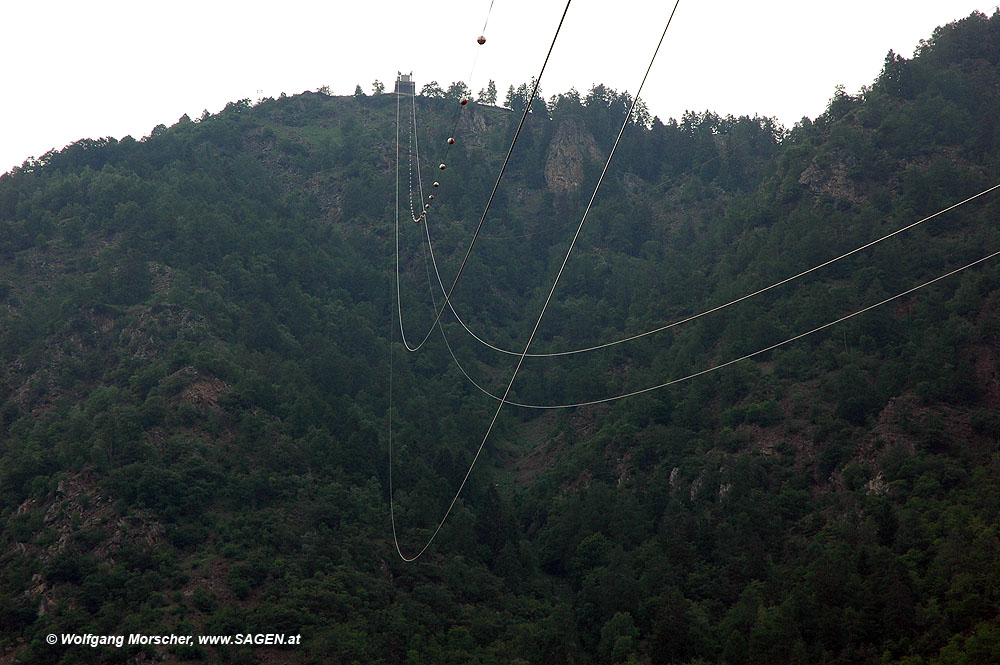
[{"left": 1, "top": 10, "right": 1000, "bottom": 665}]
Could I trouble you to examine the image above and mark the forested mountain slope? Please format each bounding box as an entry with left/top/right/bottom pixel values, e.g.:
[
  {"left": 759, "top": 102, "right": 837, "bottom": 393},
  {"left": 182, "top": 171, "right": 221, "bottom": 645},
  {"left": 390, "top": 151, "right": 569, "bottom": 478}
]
[{"left": 1, "top": 10, "right": 1000, "bottom": 665}]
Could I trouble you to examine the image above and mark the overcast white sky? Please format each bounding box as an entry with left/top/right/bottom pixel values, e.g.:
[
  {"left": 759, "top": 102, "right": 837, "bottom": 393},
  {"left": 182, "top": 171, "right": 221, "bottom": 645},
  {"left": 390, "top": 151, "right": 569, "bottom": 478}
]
[{"left": 2, "top": 1, "right": 997, "bottom": 174}]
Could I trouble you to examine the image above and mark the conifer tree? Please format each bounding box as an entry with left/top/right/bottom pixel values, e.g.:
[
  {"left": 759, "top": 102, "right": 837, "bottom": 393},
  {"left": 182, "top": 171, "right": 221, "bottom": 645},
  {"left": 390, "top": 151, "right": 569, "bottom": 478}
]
[{"left": 478, "top": 79, "right": 497, "bottom": 105}]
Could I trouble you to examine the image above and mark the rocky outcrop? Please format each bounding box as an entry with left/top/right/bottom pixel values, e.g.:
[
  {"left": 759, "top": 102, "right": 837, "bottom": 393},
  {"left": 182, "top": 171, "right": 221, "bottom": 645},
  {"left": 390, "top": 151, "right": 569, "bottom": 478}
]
[
  {"left": 7, "top": 472, "right": 165, "bottom": 618},
  {"left": 798, "top": 152, "right": 866, "bottom": 204},
  {"left": 545, "top": 119, "right": 601, "bottom": 193}
]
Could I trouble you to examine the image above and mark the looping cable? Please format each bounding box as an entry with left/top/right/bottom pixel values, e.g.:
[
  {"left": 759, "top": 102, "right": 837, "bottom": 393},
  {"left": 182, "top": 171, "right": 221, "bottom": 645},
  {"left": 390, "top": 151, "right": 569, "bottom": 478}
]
[
  {"left": 389, "top": 0, "right": 1000, "bottom": 563},
  {"left": 390, "top": 0, "right": 577, "bottom": 561},
  {"left": 420, "top": 182, "right": 1000, "bottom": 358},
  {"left": 395, "top": 0, "right": 575, "bottom": 355},
  {"left": 390, "top": 0, "right": 682, "bottom": 562}
]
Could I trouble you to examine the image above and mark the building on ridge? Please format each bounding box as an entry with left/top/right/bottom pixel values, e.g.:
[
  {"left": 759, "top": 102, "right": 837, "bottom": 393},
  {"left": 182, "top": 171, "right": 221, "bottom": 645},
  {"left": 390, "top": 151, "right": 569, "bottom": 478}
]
[{"left": 394, "top": 72, "right": 416, "bottom": 95}]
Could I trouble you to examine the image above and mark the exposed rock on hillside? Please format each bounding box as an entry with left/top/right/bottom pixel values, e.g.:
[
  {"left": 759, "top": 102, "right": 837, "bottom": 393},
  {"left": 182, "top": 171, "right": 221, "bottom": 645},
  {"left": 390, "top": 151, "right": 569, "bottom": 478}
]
[{"left": 545, "top": 119, "right": 601, "bottom": 193}]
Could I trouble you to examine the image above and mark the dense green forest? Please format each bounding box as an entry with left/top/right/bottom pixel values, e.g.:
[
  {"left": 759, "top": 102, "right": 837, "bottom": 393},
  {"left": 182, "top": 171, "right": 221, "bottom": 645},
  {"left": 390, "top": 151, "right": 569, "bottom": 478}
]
[{"left": 2, "top": 9, "right": 1000, "bottom": 665}]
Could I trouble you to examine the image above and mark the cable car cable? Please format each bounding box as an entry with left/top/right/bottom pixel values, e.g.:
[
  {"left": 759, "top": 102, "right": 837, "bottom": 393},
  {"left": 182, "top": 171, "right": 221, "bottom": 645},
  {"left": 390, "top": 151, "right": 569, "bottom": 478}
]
[
  {"left": 390, "top": 0, "right": 682, "bottom": 562},
  {"left": 392, "top": 0, "right": 999, "bottom": 560},
  {"left": 395, "top": 0, "right": 498, "bottom": 227},
  {"left": 409, "top": 90, "right": 429, "bottom": 222},
  {"left": 406, "top": 97, "right": 427, "bottom": 223},
  {"left": 481, "top": 0, "right": 495, "bottom": 36},
  {"left": 393, "top": 0, "right": 575, "bottom": 354},
  {"left": 425, "top": 242, "right": 1000, "bottom": 409},
  {"left": 513, "top": 248, "right": 1000, "bottom": 408},
  {"left": 419, "top": 180, "right": 1000, "bottom": 357},
  {"left": 436, "top": 0, "right": 496, "bottom": 166}
]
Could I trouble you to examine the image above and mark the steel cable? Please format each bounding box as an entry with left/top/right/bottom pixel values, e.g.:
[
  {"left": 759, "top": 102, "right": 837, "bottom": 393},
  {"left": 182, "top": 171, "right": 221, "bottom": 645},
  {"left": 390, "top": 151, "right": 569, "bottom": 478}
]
[
  {"left": 421, "top": 181, "right": 1000, "bottom": 357},
  {"left": 393, "top": 0, "right": 574, "bottom": 353},
  {"left": 390, "top": 0, "right": 682, "bottom": 561}
]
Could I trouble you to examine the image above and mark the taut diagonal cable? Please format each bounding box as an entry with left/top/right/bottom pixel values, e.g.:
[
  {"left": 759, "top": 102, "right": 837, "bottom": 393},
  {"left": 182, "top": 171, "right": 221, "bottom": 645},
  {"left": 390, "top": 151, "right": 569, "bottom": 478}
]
[
  {"left": 394, "top": 0, "right": 574, "bottom": 353},
  {"left": 390, "top": 0, "right": 683, "bottom": 562}
]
